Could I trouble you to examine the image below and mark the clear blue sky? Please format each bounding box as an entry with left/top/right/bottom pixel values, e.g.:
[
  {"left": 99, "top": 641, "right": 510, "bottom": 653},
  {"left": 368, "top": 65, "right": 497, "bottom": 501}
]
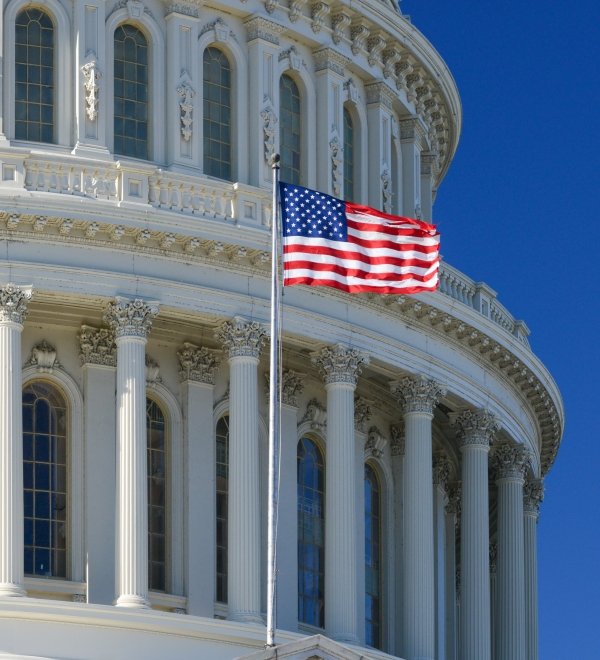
[{"left": 403, "top": 1, "right": 600, "bottom": 658}]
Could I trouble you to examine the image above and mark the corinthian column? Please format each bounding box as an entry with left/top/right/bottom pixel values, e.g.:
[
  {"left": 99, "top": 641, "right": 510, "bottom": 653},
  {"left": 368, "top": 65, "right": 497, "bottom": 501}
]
[
  {"left": 524, "top": 479, "right": 543, "bottom": 660},
  {"left": 314, "top": 344, "right": 369, "bottom": 643},
  {"left": 105, "top": 297, "right": 159, "bottom": 608},
  {"left": 215, "top": 317, "right": 267, "bottom": 622},
  {"left": 452, "top": 409, "right": 499, "bottom": 660},
  {"left": 0, "top": 284, "right": 32, "bottom": 597},
  {"left": 390, "top": 375, "right": 446, "bottom": 660},
  {"left": 432, "top": 454, "right": 451, "bottom": 660},
  {"left": 492, "top": 444, "right": 529, "bottom": 660}
]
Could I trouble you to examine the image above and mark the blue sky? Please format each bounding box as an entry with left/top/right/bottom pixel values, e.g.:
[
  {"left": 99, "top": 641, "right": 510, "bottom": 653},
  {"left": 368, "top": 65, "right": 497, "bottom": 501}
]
[{"left": 403, "top": 1, "right": 600, "bottom": 657}]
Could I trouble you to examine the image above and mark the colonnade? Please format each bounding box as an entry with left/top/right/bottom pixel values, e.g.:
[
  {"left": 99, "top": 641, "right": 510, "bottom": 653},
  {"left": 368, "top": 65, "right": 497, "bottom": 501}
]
[{"left": 0, "top": 286, "right": 545, "bottom": 660}]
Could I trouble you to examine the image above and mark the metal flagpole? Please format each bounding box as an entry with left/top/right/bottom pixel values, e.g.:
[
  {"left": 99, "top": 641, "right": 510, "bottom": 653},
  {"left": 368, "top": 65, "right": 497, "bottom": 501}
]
[{"left": 266, "top": 153, "right": 281, "bottom": 648}]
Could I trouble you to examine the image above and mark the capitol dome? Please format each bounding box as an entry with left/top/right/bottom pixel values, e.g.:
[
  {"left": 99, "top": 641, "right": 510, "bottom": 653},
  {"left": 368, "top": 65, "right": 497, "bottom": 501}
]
[{"left": 0, "top": 0, "right": 563, "bottom": 659}]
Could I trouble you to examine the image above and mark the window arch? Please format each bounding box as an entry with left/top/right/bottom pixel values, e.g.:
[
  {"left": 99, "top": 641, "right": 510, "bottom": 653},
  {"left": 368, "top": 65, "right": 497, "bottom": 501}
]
[
  {"left": 215, "top": 414, "right": 229, "bottom": 603},
  {"left": 23, "top": 381, "right": 67, "bottom": 578},
  {"left": 147, "top": 397, "right": 166, "bottom": 591},
  {"left": 203, "top": 47, "right": 232, "bottom": 181},
  {"left": 297, "top": 436, "right": 325, "bottom": 627},
  {"left": 14, "top": 8, "right": 55, "bottom": 143},
  {"left": 279, "top": 74, "right": 301, "bottom": 185},
  {"left": 343, "top": 106, "right": 356, "bottom": 202},
  {"left": 365, "top": 462, "right": 382, "bottom": 648},
  {"left": 114, "top": 23, "right": 148, "bottom": 159}
]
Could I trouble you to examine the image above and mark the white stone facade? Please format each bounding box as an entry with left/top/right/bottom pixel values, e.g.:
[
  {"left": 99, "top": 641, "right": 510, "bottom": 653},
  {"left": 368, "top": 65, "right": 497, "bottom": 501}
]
[{"left": 0, "top": 0, "right": 563, "bottom": 659}]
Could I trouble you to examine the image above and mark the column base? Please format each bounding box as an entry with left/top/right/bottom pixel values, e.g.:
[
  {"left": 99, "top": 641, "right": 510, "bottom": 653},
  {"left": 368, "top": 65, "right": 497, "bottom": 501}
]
[
  {"left": 0, "top": 583, "right": 26, "bottom": 597},
  {"left": 115, "top": 594, "right": 150, "bottom": 609}
]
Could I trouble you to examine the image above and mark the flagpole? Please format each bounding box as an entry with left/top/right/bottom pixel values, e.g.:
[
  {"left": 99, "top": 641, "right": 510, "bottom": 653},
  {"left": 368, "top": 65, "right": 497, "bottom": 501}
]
[{"left": 266, "top": 153, "right": 281, "bottom": 648}]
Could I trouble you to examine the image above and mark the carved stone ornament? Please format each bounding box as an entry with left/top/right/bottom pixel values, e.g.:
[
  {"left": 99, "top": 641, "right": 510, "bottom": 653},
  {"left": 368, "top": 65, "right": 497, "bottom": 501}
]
[
  {"left": 451, "top": 409, "right": 500, "bottom": 448},
  {"left": 350, "top": 23, "right": 369, "bottom": 56},
  {"left": 330, "top": 133, "right": 342, "bottom": 198},
  {"left": 177, "top": 342, "right": 220, "bottom": 384},
  {"left": 311, "top": 1, "right": 330, "bottom": 33},
  {"left": 72, "top": 594, "right": 86, "bottom": 603},
  {"left": 354, "top": 395, "right": 373, "bottom": 432},
  {"left": 344, "top": 78, "right": 358, "bottom": 104},
  {"left": 165, "top": 2, "right": 200, "bottom": 18},
  {"left": 390, "top": 424, "right": 405, "bottom": 456},
  {"left": 244, "top": 17, "right": 283, "bottom": 45},
  {"left": 104, "top": 297, "right": 159, "bottom": 339},
  {"left": 0, "top": 284, "right": 32, "bottom": 324},
  {"left": 264, "top": 0, "right": 277, "bottom": 14},
  {"left": 365, "top": 426, "right": 386, "bottom": 459},
  {"left": 381, "top": 167, "right": 392, "bottom": 213},
  {"left": 215, "top": 316, "right": 267, "bottom": 360},
  {"left": 27, "top": 340, "right": 58, "bottom": 373},
  {"left": 367, "top": 34, "right": 386, "bottom": 68},
  {"left": 200, "top": 17, "right": 230, "bottom": 42},
  {"left": 433, "top": 453, "right": 452, "bottom": 489},
  {"left": 260, "top": 105, "right": 277, "bottom": 163},
  {"left": 176, "top": 73, "right": 195, "bottom": 142},
  {"left": 145, "top": 355, "right": 161, "bottom": 384},
  {"left": 492, "top": 443, "right": 530, "bottom": 481},
  {"left": 390, "top": 375, "right": 446, "bottom": 415},
  {"left": 280, "top": 369, "right": 305, "bottom": 407},
  {"left": 79, "top": 325, "right": 116, "bottom": 366},
  {"left": 300, "top": 398, "right": 326, "bottom": 430},
  {"left": 523, "top": 478, "right": 544, "bottom": 516},
  {"left": 289, "top": 0, "right": 306, "bottom": 23},
  {"left": 312, "top": 344, "right": 369, "bottom": 386},
  {"left": 331, "top": 12, "right": 351, "bottom": 44},
  {"left": 279, "top": 45, "right": 302, "bottom": 71},
  {"left": 445, "top": 483, "right": 461, "bottom": 521},
  {"left": 81, "top": 53, "right": 102, "bottom": 121}
]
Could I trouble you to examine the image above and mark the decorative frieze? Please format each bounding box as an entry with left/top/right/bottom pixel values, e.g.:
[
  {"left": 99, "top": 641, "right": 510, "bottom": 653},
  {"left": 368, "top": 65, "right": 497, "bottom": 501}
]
[
  {"left": 79, "top": 325, "right": 116, "bottom": 366},
  {"left": 365, "top": 426, "right": 386, "bottom": 459},
  {"left": 313, "top": 344, "right": 369, "bottom": 386},
  {"left": 354, "top": 396, "right": 373, "bottom": 432},
  {"left": 390, "top": 375, "right": 446, "bottom": 414},
  {"left": 81, "top": 54, "right": 101, "bottom": 122},
  {"left": 104, "top": 297, "right": 159, "bottom": 339},
  {"left": 215, "top": 317, "right": 267, "bottom": 360},
  {"left": 26, "top": 340, "right": 58, "bottom": 373},
  {"left": 523, "top": 479, "right": 544, "bottom": 516},
  {"left": 0, "top": 284, "right": 32, "bottom": 325},
  {"left": 492, "top": 443, "right": 530, "bottom": 480},
  {"left": 177, "top": 342, "right": 220, "bottom": 384},
  {"left": 301, "top": 398, "right": 327, "bottom": 430},
  {"left": 451, "top": 409, "right": 500, "bottom": 448}
]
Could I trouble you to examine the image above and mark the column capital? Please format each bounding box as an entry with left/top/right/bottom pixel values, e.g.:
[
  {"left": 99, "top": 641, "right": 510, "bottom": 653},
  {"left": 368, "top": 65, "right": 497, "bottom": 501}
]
[
  {"left": 492, "top": 443, "right": 530, "bottom": 481},
  {"left": 313, "top": 47, "right": 349, "bottom": 76},
  {"left": 312, "top": 344, "right": 369, "bottom": 386},
  {"left": 177, "top": 342, "right": 221, "bottom": 384},
  {"left": 0, "top": 284, "right": 33, "bottom": 324},
  {"left": 79, "top": 325, "right": 116, "bottom": 366},
  {"left": 523, "top": 479, "right": 544, "bottom": 517},
  {"left": 390, "top": 375, "right": 446, "bottom": 414},
  {"left": 244, "top": 16, "right": 285, "bottom": 45},
  {"left": 451, "top": 409, "right": 500, "bottom": 448},
  {"left": 104, "top": 297, "right": 159, "bottom": 339},
  {"left": 215, "top": 316, "right": 267, "bottom": 360},
  {"left": 432, "top": 453, "right": 452, "bottom": 490}
]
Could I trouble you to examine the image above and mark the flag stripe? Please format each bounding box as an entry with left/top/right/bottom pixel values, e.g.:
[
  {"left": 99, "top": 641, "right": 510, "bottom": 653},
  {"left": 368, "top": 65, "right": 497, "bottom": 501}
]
[
  {"left": 284, "top": 274, "right": 439, "bottom": 294},
  {"left": 284, "top": 240, "right": 438, "bottom": 263},
  {"left": 284, "top": 262, "right": 438, "bottom": 281}
]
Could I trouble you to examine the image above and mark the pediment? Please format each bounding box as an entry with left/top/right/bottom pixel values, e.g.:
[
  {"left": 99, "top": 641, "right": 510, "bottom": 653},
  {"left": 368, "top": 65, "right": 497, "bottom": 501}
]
[{"left": 238, "top": 634, "right": 364, "bottom": 660}]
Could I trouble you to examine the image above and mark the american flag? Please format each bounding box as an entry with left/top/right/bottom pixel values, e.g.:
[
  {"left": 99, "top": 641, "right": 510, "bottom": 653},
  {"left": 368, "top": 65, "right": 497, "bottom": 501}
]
[{"left": 279, "top": 182, "right": 440, "bottom": 294}]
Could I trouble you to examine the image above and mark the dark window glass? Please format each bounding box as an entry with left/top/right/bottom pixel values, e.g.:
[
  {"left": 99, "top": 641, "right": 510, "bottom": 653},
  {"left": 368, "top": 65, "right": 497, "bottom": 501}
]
[
  {"left": 203, "top": 47, "right": 232, "bottom": 181},
  {"left": 343, "top": 107, "right": 355, "bottom": 202},
  {"left": 297, "top": 437, "right": 325, "bottom": 627},
  {"left": 365, "top": 463, "right": 382, "bottom": 648},
  {"left": 147, "top": 398, "right": 166, "bottom": 591},
  {"left": 114, "top": 24, "right": 148, "bottom": 159},
  {"left": 22, "top": 382, "right": 67, "bottom": 577},
  {"left": 15, "top": 9, "right": 54, "bottom": 143},
  {"left": 216, "top": 415, "right": 229, "bottom": 603},
  {"left": 280, "top": 74, "right": 301, "bottom": 185}
]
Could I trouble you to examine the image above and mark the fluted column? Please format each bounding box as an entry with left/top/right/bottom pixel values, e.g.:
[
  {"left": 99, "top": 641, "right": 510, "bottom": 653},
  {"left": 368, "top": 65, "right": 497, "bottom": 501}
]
[
  {"left": 452, "top": 410, "right": 499, "bottom": 660},
  {"left": 444, "top": 485, "right": 460, "bottom": 660},
  {"left": 390, "top": 375, "right": 446, "bottom": 660},
  {"left": 391, "top": 425, "right": 406, "bottom": 656},
  {"left": 433, "top": 454, "right": 451, "bottom": 660},
  {"left": 105, "top": 297, "right": 159, "bottom": 608},
  {"left": 216, "top": 317, "right": 267, "bottom": 622},
  {"left": 489, "top": 543, "right": 497, "bottom": 660},
  {"left": 492, "top": 444, "right": 529, "bottom": 660},
  {"left": 0, "top": 284, "right": 32, "bottom": 597},
  {"left": 524, "top": 479, "right": 543, "bottom": 660},
  {"left": 314, "top": 344, "right": 368, "bottom": 643}
]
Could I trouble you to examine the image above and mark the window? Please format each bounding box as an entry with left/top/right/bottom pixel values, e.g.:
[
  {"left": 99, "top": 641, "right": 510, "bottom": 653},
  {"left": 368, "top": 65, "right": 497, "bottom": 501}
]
[
  {"left": 23, "top": 382, "right": 67, "bottom": 578},
  {"left": 203, "top": 47, "right": 232, "bottom": 181},
  {"left": 365, "top": 463, "right": 382, "bottom": 648},
  {"left": 279, "top": 74, "right": 301, "bottom": 185},
  {"left": 343, "top": 106, "right": 355, "bottom": 202},
  {"left": 147, "top": 397, "right": 166, "bottom": 591},
  {"left": 15, "top": 8, "right": 55, "bottom": 143},
  {"left": 216, "top": 414, "right": 229, "bottom": 603},
  {"left": 114, "top": 24, "right": 148, "bottom": 159},
  {"left": 297, "top": 437, "right": 325, "bottom": 627}
]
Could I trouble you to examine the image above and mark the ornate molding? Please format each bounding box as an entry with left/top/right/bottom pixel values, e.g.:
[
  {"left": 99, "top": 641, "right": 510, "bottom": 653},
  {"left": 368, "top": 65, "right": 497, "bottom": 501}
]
[
  {"left": 365, "top": 81, "right": 395, "bottom": 109},
  {"left": 367, "top": 34, "right": 386, "bottom": 68},
  {"left": 279, "top": 45, "right": 303, "bottom": 71},
  {"left": 81, "top": 53, "right": 101, "bottom": 122},
  {"left": 451, "top": 409, "right": 500, "bottom": 448},
  {"left": 281, "top": 369, "right": 304, "bottom": 407},
  {"left": 344, "top": 78, "right": 358, "bottom": 104},
  {"left": 301, "top": 398, "right": 326, "bottom": 430},
  {"left": 177, "top": 342, "right": 220, "bottom": 384},
  {"left": 176, "top": 73, "right": 195, "bottom": 142},
  {"left": 215, "top": 316, "right": 267, "bottom": 360},
  {"left": 200, "top": 17, "right": 230, "bottom": 42},
  {"left": 311, "top": 1, "right": 330, "bottom": 33},
  {"left": 79, "top": 325, "right": 116, "bottom": 366},
  {"left": 330, "top": 133, "right": 342, "bottom": 197},
  {"left": 492, "top": 443, "right": 530, "bottom": 481},
  {"left": 331, "top": 12, "right": 351, "bottom": 44},
  {"left": 27, "top": 340, "right": 59, "bottom": 373},
  {"left": 383, "top": 47, "right": 402, "bottom": 80},
  {"left": 244, "top": 17, "right": 284, "bottom": 45},
  {"left": 313, "top": 48, "right": 348, "bottom": 76},
  {"left": 390, "top": 424, "right": 405, "bottom": 456},
  {"left": 390, "top": 375, "right": 446, "bottom": 414},
  {"left": 433, "top": 453, "right": 452, "bottom": 489},
  {"left": 104, "top": 297, "right": 159, "bottom": 339},
  {"left": 0, "top": 284, "right": 32, "bottom": 324},
  {"left": 354, "top": 396, "right": 373, "bottom": 433},
  {"left": 164, "top": 2, "right": 200, "bottom": 18},
  {"left": 350, "top": 22, "right": 369, "bottom": 56},
  {"left": 523, "top": 478, "right": 544, "bottom": 516},
  {"left": 289, "top": 0, "right": 306, "bottom": 23},
  {"left": 365, "top": 426, "right": 386, "bottom": 459},
  {"left": 312, "top": 344, "right": 369, "bottom": 386},
  {"left": 260, "top": 104, "right": 277, "bottom": 163},
  {"left": 381, "top": 168, "right": 392, "bottom": 213}
]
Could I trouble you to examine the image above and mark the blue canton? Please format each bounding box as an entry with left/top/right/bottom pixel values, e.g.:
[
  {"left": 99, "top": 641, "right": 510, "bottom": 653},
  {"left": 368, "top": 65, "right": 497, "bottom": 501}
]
[{"left": 280, "top": 183, "right": 347, "bottom": 241}]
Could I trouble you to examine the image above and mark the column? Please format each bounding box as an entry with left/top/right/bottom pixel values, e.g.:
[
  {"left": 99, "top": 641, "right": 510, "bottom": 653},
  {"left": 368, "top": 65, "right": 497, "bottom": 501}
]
[
  {"left": 444, "top": 485, "right": 460, "bottom": 660},
  {"left": 433, "top": 454, "right": 451, "bottom": 660},
  {"left": 492, "top": 444, "right": 528, "bottom": 660},
  {"left": 391, "top": 424, "right": 405, "bottom": 656},
  {"left": 400, "top": 118, "right": 426, "bottom": 218},
  {"left": 489, "top": 543, "right": 497, "bottom": 660},
  {"left": 314, "top": 344, "right": 368, "bottom": 643},
  {"left": 452, "top": 410, "right": 499, "bottom": 660},
  {"left": 420, "top": 153, "right": 437, "bottom": 221},
  {"left": 105, "top": 297, "right": 159, "bottom": 608},
  {"left": 79, "top": 325, "right": 117, "bottom": 604},
  {"left": 0, "top": 284, "right": 32, "bottom": 597},
  {"left": 177, "top": 343, "right": 221, "bottom": 616},
  {"left": 215, "top": 317, "right": 266, "bottom": 622},
  {"left": 365, "top": 82, "right": 395, "bottom": 212},
  {"left": 524, "top": 479, "right": 544, "bottom": 660},
  {"left": 390, "top": 375, "right": 445, "bottom": 660}
]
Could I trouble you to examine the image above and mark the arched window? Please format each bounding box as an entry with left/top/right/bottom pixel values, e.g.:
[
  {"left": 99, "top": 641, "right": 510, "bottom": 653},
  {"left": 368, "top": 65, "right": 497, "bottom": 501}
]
[
  {"left": 203, "top": 47, "right": 232, "bottom": 181},
  {"left": 23, "top": 381, "right": 67, "bottom": 578},
  {"left": 15, "top": 8, "right": 55, "bottom": 143},
  {"left": 365, "top": 463, "right": 382, "bottom": 648},
  {"left": 279, "top": 74, "right": 301, "bottom": 185},
  {"left": 147, "top": 397, "right": 166, "bottom": 591},
  {"left": 343, "top": 106, "right": 355, "bottom": 202},
  {"left": 114, "top": 24, "right": 148, "bottom": 159},
  {"left": 216, "top": 414, "right": 229, "bottom": 603},
  {"left": 297, "top": 437, "right": 325, "bottom": 627}
]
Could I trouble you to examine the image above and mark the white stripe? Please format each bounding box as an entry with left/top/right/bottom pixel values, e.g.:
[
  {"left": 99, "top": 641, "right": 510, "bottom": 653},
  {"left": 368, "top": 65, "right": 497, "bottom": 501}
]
[
  {"left": 284, "top": 268, "right": 438, "bottom": 288},
  {"left": 283, "top": 237, "right": 438, "bottom": 261},
  {"left": 347, "top": 225, "right": 440, "bottom": 246},
  {"left": 284, "top": 253, "right": 439, "bottom": 276}
]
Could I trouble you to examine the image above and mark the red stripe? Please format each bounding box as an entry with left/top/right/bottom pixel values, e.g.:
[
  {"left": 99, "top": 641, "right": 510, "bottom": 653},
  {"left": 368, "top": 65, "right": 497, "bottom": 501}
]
[
  {"left": 283, "top": 243, "right": 438, "bottom": 265},
  {"left": 346, "top": 234, "right": 439, "bottom": 253},
  {"left": 345, "top": 202, "right": 437, "bottom": 233},
  {"left": 284, "top": 261, "right": 438, "bottom": 282},
  {"left": 347, "top": 217, "right": 439, "bottom": 239},
  {"left": 283, "top": 276, "right": 438, "bottom": 294}
]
